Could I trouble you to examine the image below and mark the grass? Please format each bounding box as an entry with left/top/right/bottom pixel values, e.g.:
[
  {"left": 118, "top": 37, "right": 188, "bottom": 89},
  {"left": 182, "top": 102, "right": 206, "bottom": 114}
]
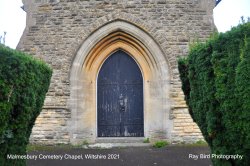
[
  {"left": 82, "top": 140, "right": 89, "bottom": 146},
  {"left": 27, "top": 144, "right": 63, "bottom": 152},
  {"left": 153, "top": 140, "right": 169, "bottom": 148},
  {"left": 194, "top": 140, "right": 208, "bottom": 145},
  {"left": 175, "top": 140, "right": 208, "bottom": 147},
  {"left": 26, "top": 143, "right": 82, "bottom": 152},
  {"left": 143, "top": 138, "right": 150, "bottom": 143},
  {"left": 188, "top": 140, "right": 208, "bottom": 147}
]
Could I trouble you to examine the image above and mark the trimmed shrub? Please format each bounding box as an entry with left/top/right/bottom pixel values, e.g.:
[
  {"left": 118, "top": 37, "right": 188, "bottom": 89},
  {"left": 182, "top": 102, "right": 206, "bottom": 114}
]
[
  {"left": 0, "top": 44, "right": 52, "bottom": 165},
  {"left": 178, "top": 22, "right": 250, "bottom": 166}
]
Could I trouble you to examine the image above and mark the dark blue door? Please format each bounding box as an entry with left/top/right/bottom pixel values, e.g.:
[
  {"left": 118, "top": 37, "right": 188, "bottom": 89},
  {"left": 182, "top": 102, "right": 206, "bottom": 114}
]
[{"left": 97, "top": 50, "right": 144, "bottom": 137}]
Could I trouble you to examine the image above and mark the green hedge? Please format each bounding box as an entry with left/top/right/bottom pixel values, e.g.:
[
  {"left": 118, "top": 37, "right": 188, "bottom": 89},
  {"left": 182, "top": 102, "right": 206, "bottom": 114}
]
[
  {"left": 178, "top": 22, "right": 250, "bottom": 166},
  {"left": 0, "top": 45, "right": 52, "bottom": 165}
]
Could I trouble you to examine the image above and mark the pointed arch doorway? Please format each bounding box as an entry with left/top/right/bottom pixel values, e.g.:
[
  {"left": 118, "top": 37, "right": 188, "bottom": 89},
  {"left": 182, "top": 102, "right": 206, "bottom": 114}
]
[
  {"left": 69, "top": 20, "right": 172, "bottom": 144},
  {"left": 97, "top": 50, "right": 144, "bottom": 137}
]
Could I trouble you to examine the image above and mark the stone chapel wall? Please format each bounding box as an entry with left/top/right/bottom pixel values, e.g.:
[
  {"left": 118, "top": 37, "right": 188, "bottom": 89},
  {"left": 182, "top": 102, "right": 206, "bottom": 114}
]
[{"left": 18, "top": 0, "right": 216, "bottom": 144}]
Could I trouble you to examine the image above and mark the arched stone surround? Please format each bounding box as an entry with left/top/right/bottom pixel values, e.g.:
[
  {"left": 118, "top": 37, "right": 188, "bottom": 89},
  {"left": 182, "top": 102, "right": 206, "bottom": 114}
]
[{"left": 68, "top": 20, "right": 172, "bottom": 144}]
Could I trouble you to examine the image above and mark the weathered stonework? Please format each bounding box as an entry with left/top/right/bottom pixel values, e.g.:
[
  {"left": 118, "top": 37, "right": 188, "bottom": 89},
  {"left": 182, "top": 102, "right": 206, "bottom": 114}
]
[{"left": 18, "top": 0, "right": 216, "bottom": 144}]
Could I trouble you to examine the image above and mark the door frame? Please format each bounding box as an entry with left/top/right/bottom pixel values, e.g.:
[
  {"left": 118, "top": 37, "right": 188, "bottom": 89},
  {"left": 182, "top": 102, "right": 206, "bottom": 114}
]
[
  {"left": 96, "top": 49, "right": 145, "bottom": 138},
  {"left": 69, "top": 21, "right": 172, "bottom": 145}
]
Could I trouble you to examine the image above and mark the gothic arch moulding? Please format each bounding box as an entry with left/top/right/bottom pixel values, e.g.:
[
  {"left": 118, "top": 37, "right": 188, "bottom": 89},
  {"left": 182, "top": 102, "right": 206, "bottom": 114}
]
[
  {"left": 72, "top": 11, "right": 174, "bottom": 76},
  {"left": 68, "top": 20, "right": 173, "bottom": 144}
]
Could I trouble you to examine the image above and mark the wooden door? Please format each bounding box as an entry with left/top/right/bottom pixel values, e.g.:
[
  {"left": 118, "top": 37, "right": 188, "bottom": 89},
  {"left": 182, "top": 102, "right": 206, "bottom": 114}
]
[{"left": 97, "top": 50, "right": 144, "bottom": 137}]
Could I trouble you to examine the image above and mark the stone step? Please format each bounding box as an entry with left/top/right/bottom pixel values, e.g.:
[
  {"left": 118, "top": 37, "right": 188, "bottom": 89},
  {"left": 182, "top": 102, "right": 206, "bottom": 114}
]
[
  {"left": 85, "top": 142, "right": 151, "bottom": 149},
  {"left": 95, "top": 137, "right": 146, "bottom": 143}
]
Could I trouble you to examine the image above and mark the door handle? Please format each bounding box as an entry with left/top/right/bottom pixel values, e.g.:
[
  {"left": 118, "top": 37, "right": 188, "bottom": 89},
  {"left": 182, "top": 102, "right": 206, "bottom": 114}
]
[
  {"left": 119, "top": 94, "right": 127, "bottom": 112},
  {"left": 119, "top": 98, "right": 126, "bottom": 112},
  {"left": 120, "top": 105, "right": 126, "bottom": 112}
]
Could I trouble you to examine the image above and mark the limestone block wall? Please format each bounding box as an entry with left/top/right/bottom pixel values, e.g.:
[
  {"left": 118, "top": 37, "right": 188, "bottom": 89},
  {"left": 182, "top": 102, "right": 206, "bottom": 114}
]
[
  {"left": 31, "top": 108, "right": 70, "bottom": 144},
  {"left": 18, "top": 0, "right": 216, "bottom": 144}
]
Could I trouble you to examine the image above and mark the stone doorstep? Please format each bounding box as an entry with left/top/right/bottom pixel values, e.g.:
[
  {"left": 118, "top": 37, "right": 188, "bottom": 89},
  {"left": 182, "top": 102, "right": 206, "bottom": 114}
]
[
  {"left": 96, "top": 137, "right": 146, "bottom": 143},
  {"left": 83, "top": 137, "right": 150, "bottom": 149},
  {"left": 85, "top": 143, "right": 151, "bottom": 149},
  {"left": 95, "top": 137, "right": 145, "bottom": 143}
]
